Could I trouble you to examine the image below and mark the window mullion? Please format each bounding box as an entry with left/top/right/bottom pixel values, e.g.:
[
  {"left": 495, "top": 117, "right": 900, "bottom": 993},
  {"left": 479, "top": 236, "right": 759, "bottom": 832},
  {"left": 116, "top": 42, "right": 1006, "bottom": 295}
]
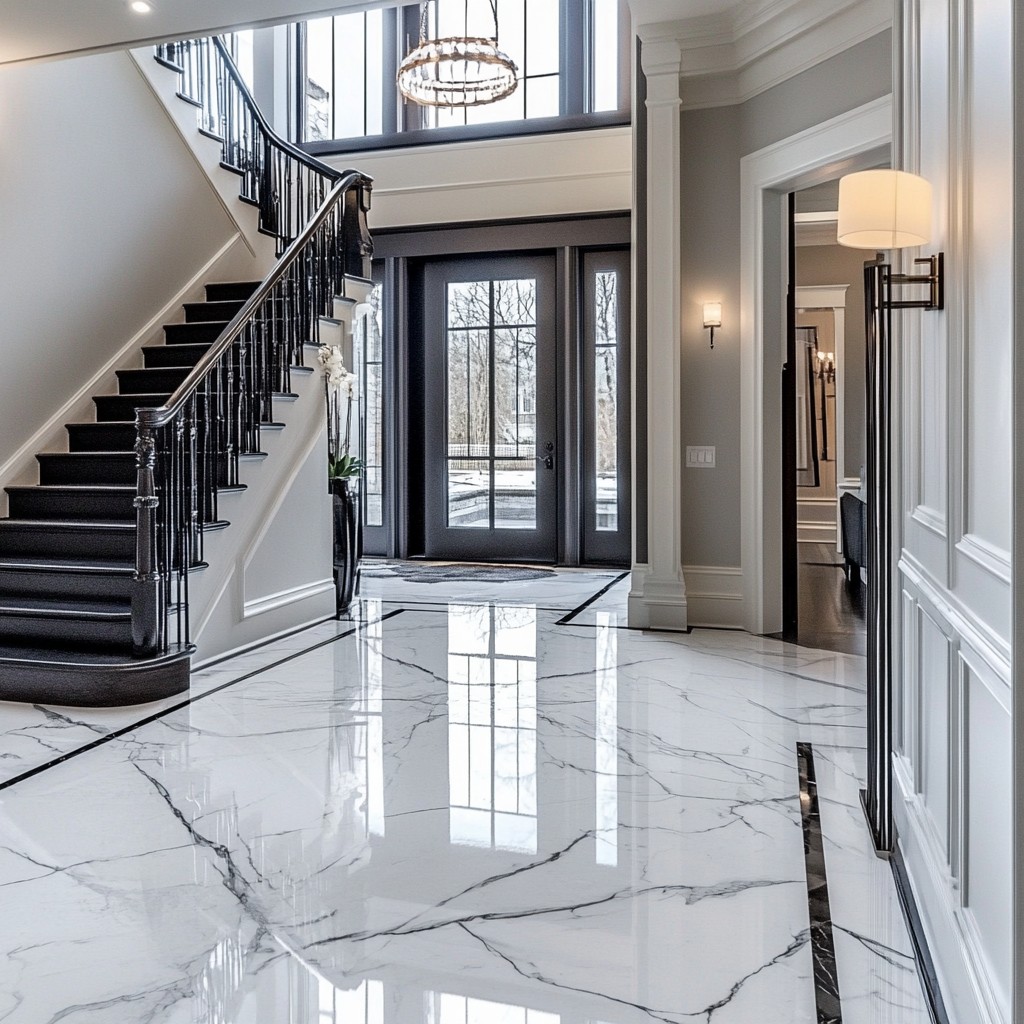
[
  {"left": 562, "top": 0, "right": 585, "bottom": 117},
  {"left": 382, "top": 6, "right": 400, "bottom": 136}
]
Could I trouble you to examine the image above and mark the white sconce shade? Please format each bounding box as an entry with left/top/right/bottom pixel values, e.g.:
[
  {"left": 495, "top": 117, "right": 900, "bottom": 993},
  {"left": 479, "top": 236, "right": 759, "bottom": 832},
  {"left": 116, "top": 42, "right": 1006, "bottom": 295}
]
[
  {"left": 702, "top": 301, "right": 722, "bottom": 328},
  {"left": 837, "top": 170, "right": 932, "bottom": 250}
]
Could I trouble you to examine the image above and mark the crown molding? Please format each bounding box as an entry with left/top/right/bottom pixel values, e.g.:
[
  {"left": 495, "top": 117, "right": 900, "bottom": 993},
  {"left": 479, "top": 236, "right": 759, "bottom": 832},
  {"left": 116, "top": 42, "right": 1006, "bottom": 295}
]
[{"left": 633, "top": 0, "right": 893, "bottom": 110}]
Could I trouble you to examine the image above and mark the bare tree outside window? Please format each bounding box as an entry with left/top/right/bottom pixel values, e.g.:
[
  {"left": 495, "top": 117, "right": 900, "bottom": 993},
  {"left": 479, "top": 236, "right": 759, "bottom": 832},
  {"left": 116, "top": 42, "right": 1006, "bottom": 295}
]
[
  {"left": 594, "top": 271, "right": 618, "bottom": 530},
  {"left": 446, "top": 279, "right": 538, "bottom": 530}
]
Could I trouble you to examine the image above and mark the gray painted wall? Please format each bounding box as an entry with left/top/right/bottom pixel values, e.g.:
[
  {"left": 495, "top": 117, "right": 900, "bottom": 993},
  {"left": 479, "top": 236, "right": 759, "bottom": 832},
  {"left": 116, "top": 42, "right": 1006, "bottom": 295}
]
[
  {"left": 796, "top": 243, "right": 870, "bottom": 481},
  {"left": 678, "top": 31, "right": 892, "bottom": 569},
  {"left": 0, "top": 50, "right": 236, "bottom": 473}
]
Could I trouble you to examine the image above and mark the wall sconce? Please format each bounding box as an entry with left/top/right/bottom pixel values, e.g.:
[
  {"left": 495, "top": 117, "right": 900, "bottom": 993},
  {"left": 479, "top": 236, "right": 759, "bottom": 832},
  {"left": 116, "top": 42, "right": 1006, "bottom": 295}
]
[
  {"left": 815, "top": 349, "right": 835, "bottom": 384},
  {"left": 702, "top": 301, "right": 722, "bottom": 348},
  {"left": 836, "top": 167, "right": 945, "bottom": 855},
  {"left": 837, "top": 169, "right": 943, "bottom": 310}
]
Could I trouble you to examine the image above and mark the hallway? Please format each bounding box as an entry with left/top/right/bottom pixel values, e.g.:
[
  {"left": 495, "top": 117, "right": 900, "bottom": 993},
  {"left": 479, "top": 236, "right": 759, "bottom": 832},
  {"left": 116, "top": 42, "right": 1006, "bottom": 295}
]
[
  {"left": 0, "top": 569, "right": 926, "bottom": 1023},
  {"left": 797, "top": 542, "right": 867, "bottom": 657}
]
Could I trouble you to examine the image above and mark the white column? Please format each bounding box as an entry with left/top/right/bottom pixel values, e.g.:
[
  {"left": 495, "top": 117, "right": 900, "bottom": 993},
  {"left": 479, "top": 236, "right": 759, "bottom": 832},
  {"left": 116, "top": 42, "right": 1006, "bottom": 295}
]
[{"left": 629, "top": 37, "right": 687, "bottom": 631}]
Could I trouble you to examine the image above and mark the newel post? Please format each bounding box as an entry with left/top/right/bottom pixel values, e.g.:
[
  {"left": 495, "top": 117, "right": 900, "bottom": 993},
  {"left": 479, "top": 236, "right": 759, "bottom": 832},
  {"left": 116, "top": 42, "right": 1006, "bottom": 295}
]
[
  {"left": 344, "top": 178, "right": 374, "bottom": 280},
  {"left": 132, "top": 415, "right": 164, "bottom": 657}
]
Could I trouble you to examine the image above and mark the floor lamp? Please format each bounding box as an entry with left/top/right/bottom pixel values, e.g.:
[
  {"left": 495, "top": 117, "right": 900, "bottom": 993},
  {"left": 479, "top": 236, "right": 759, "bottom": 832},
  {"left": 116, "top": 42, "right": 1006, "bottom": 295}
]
[{"left": 837, "top": 169, "right": 944, "bottom": 856}]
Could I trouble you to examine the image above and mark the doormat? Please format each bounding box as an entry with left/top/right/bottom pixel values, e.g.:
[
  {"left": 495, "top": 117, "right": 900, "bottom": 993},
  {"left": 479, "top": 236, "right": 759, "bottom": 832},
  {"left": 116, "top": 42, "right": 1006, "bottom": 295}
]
[{"left": 362, "top": 562, "right": 556, "bottom": 584}]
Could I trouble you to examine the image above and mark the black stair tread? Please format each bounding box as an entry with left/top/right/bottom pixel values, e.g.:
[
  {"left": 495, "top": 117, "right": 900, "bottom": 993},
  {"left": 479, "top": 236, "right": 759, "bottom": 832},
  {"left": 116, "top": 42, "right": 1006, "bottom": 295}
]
[
  {"left": 39, "top": 450, "right": 134, "bottom": 457},
  {"left": 0, "top": 641, "right": 189, "bottom": 666},
  {"left": 0, "top": 640, "right": 190, "bottom": 671},
  {"left": 38, "top": 452, "right": 135, "bottom": 464},
  {"left": 6, "top": 484, "right": 136, "bottom": 494},
  {"left": 94, "top": 394, "right": 172, "bottom": 420},
  {"left": 0, "top": 519, "right": 135, "bottom": 531},
  {"left": 120, "top": 364, "right": 196, "bottom": 372},
  {"left": 115, "top": 368, "right": 193, "bottom": 393},
  {"left": 142, "top": 342, "right": 211, "bottom": 357},
  {"left": 184, "top": 299, "right": 246, "bottom": 316},
  {"left": 96, "top": 392, "right": 169, "bottom": 402},
  {"left": 9, "top": 483, "right": 244, "bottom": 496},
  {"left": 0, "top": 596, "right": 130, "bottom": 619},
  {"left": 164, "top": 321, "right": 229, "bottom": 343},
  {"left": 0, "top": 557, "right": 133, "bottom": 574}
]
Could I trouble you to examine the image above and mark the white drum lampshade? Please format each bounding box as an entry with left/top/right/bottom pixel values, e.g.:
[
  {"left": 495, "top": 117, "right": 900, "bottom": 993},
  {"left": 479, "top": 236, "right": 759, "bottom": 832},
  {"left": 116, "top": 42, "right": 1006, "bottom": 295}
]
[{"left": 837, "top": 170, "right": 932, "bottom": 250}]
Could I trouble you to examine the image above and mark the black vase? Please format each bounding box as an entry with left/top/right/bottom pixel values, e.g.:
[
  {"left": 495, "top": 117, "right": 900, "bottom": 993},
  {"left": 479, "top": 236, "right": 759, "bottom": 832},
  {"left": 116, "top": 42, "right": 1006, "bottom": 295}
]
[{"left": 331, "top": 478, "right": 362, "bottom": 614}]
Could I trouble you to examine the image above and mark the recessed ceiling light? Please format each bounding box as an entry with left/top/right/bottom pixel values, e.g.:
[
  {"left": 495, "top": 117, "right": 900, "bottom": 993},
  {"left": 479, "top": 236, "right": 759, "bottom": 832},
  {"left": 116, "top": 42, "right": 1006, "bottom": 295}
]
[{"left": 129, "top": 0, "right": 153, "bottom": 13}]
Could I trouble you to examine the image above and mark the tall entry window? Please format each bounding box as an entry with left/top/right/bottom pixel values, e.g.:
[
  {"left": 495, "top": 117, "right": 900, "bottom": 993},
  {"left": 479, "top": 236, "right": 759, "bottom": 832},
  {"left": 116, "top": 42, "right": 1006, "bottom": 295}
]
[{"left": 298, "top": 0, "right": 630, "bottom": 151}]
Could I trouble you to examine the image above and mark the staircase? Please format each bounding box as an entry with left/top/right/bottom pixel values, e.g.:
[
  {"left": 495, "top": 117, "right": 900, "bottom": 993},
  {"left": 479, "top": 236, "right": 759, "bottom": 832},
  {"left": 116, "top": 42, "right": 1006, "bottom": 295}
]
[
  {"left": 0, "top": 37, "right": 372, "bottom": 707},
  {"left": 0, "top": 284, "right": 263, "bottom": 706}
]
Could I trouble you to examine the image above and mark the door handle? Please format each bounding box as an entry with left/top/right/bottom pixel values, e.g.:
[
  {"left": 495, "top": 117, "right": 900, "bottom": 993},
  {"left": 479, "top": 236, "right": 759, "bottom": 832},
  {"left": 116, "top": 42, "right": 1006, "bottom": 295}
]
[{"left": 537, "top": 443, "right": 554, "bottom": 471}]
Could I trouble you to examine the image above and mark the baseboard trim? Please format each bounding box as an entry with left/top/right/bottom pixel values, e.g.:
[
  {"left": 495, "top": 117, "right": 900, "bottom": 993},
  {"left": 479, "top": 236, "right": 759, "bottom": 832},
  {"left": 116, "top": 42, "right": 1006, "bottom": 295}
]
[
  {"left": 242, "top": 578, "right": 336, "bottom": 619},
  {"left": 891, "top": 845, "right": 952, "bottom": 1024},
  {"left": 798, "top": 521, "right": 838, "bottom": 544},
  {"left": 683, "top": 565, "right": 744, "bottom": 629}
]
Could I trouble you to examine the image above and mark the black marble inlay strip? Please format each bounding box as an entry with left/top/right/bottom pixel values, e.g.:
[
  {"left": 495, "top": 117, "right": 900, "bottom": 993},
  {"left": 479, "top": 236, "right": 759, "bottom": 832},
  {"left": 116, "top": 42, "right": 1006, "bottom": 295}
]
[
  {"left": 0, "top": 609, "right": 405, "bottom": 794},
  {"left": 797, "top": 742, "right": 843, "bottom": 1024},
  {"left": 556, "top": 571, "right": 630, "bottom": 625}
]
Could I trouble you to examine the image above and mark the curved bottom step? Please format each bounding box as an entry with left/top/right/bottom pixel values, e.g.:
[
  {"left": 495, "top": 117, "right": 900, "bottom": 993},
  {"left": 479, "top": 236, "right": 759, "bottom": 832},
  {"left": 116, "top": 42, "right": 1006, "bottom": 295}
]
[{"left": 0, "top": 644, "right": 192, "bottom": 707}]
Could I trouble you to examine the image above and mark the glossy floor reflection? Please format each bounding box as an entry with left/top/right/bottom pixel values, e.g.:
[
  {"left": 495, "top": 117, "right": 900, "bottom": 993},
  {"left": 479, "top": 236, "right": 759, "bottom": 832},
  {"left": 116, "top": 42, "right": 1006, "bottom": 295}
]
[{"left": 0, "top": 575, "right": 927, "bottom": 1023}]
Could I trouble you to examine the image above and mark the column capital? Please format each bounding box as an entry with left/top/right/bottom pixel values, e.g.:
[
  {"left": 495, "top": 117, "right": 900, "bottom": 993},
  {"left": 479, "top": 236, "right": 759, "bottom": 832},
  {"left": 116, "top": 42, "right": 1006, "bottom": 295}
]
[{"left": 638, "top": 34, "right": 683, "bottom": 83}]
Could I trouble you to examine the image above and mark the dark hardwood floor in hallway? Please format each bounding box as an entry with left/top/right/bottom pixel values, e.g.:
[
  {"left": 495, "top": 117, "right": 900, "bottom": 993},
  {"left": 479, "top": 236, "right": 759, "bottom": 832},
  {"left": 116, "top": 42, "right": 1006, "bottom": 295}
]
[{"left": 796, "top": 541, "right": 866, "bottom": 656}]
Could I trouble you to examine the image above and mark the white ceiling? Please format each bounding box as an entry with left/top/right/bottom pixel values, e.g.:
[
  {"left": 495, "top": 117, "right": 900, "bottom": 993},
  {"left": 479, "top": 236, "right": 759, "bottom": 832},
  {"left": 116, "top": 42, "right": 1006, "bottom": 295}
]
[
  {"left": 0, "top": 0, "right": 743, "bottom": 67},
  {"left": 0, "top": 0, "right": 392, "bottom": 66}
]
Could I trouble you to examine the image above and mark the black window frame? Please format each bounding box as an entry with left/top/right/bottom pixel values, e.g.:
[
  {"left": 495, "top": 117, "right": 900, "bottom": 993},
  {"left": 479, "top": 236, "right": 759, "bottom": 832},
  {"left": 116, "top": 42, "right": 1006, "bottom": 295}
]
[{"left": 295, "top": 0, "right": 631, "bottom": 155}]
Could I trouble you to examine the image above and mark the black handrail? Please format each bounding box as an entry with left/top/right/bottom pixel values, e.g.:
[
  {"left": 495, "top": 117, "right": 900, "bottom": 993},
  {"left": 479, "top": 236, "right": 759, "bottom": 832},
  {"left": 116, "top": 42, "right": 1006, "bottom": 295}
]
[
  {"left": 156, "top": 36, "right": 346, "bottom": 257},
  {"left": 139, "top": 171, "right": 368, "bottom": 431},
  {"left": 132, "top": 37, "right": 373, "bottom": 658}
]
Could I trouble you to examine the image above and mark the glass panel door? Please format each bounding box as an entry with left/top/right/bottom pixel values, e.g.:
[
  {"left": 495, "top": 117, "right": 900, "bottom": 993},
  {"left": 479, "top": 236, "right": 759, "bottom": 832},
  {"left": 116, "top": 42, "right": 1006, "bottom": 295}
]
[{"left": 424, "top": 255, "right": 557, "bottom": 562}]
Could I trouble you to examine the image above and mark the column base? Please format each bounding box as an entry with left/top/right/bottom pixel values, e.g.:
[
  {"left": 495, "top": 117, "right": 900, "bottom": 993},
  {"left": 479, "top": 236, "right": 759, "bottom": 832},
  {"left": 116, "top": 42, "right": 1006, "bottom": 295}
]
[{"left": 627, "top": 566, "right": 688, "bottom": 631}]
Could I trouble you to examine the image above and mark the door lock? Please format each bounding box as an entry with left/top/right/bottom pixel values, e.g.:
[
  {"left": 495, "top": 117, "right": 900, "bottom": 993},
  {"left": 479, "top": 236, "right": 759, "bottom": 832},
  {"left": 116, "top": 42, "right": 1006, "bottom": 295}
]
[{"left": 538, "top": 442, "right": 554, "bottom": 470}]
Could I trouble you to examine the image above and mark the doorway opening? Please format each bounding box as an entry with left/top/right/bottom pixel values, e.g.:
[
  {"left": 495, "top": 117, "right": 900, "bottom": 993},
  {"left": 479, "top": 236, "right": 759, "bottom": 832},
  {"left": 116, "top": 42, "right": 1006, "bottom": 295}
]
[{"left": 783, "top": 176, "right": 878, "bottom": 655}]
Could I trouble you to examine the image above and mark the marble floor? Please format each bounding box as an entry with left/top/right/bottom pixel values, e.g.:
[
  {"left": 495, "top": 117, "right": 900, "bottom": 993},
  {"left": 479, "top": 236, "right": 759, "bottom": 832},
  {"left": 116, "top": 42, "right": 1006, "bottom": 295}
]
[{"left": 0, "top": 569, "right": 928, "bottom": 1024}]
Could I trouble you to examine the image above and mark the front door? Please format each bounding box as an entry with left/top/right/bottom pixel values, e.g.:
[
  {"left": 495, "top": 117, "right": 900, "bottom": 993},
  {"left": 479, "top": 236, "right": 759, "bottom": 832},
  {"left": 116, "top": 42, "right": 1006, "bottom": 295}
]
[{"left": 423, "top": 255, "right": 558, "bottom": 562}]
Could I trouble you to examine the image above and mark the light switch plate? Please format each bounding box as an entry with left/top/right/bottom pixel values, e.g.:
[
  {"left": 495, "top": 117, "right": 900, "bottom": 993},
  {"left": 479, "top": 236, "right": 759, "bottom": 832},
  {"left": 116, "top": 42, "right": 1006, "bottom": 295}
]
[{"left": 686, "top": 445, "right": 716, "bottom": 468}]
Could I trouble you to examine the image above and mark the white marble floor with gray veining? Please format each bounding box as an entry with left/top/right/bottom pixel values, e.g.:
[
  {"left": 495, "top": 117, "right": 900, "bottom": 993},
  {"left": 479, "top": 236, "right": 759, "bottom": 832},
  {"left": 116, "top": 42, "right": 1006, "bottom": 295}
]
[{"left": 0, "top": 570, "right": 928, "bottom": 1024}]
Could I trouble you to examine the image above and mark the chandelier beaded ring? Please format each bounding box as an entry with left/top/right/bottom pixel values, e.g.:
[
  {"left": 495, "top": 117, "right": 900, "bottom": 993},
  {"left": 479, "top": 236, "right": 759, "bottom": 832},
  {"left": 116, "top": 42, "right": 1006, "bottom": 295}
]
[{"left": 397, "top": 0, "right": 519, "bottom": 108}]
